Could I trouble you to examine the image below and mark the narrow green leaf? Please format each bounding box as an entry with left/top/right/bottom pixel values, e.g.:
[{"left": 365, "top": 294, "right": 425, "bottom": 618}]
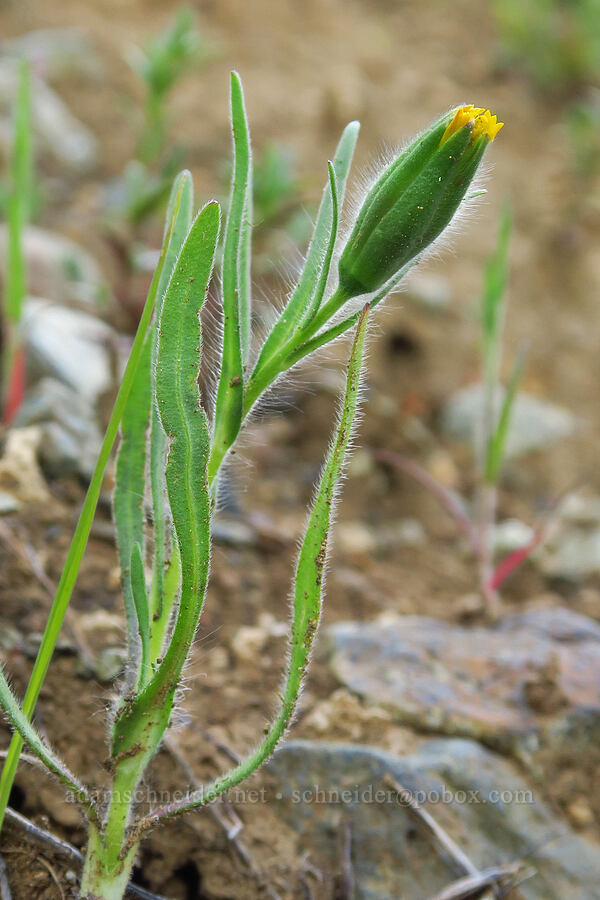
[
  {"left": 210, "top": 72, "right": 252, "bottom": 481},
  {"left": 158, "top": 170, "right": 195, "bottom": 303},
  {"left": 250, "top": 120, "right": 360, "bottom": 383},
  {"left": 299, "top": 160, "right": 339, "bottom": 327},
  {"left": 130, "top": 543, "right": 150, "bottom": 681},
  {"left": 113, "top": 332, "right": 151, "bottom": 679},
  {"left": 112, "top": 201, "right": 219, "bottom": 759},
  {"left": 149, "top": 534, "right": 181, "bottom": 667},
  {"left": 134, "top": 304, "right": 370, "bottom": 826},
  {"left": 485, "top": 345, "right": 527, "bottom": 483},
  {"left": 150, "top": 171, "right": 194, "bottom": 626}
]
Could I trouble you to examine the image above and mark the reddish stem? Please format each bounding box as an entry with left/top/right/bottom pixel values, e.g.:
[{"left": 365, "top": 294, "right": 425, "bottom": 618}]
[{"left": 2, "top": 345, "right": 25, "bottom": 425}]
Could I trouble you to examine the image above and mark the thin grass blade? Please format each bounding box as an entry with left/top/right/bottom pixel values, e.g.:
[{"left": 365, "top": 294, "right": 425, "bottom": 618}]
[
  {"left": 485, "top": 343, "right": 527, "bottom": 483},
  {"left": 2, "top": 59, "right": 32, "bottom": 422}
]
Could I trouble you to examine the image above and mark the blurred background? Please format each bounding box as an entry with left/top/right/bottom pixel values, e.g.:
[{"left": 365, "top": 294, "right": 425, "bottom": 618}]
[{"left": 1, "top": 1, "right": 600, "bottom": 898}]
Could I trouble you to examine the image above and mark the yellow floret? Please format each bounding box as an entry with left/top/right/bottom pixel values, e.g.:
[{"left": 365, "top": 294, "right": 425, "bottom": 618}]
[{"left": 441, "top": 105, "right": 504, "bottom": 144}]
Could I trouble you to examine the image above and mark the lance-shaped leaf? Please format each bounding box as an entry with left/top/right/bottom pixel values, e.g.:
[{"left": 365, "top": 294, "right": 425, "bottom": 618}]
[
  {"left": 210, "top": 72, "right": 252, "bottom": 481},
  {"left": 130, "top": 543, "right": 150, "bottom": 679},
  {"left": 150, "top": 171, "right": 194, "bottom": 628},
  {"left": 131, "top": 304, "right": 370, "bottom": 830},
  {"left": 111, "top": 201, "right": 219, "bottom": 762},
  {"left": 149, "top": 533, "right": 181, "bottom": 666},
  {"left": 250, "top": 120, "right": 359, "bottom": 386},
  {"left": 113, "top": 332, "right": 151, "bottom": 680}
]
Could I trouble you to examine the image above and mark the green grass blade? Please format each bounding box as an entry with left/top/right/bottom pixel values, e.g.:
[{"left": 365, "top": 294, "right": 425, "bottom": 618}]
[
  {"left": 132, "top": 304, "right": 370, "bottom": 828},
  {"left": 209, "top": 72, "right": 252, "bottom": 482},
  {"left": 5, "top": 59, "right": 31, "bottom": 324},
  {"left": 485, "top": 344, "right": 527, "bottom": 484},
  {"left": 150, "top": 171, "right": 194, "bottom": 625},
  {"left": 0, "top": 172, "right": 191, "bottom": 832},
  {"left": 112, "top": 201, "right": 219, "bottom": 759},
  {"left": 2, "top": 59, "right": 32, "bottom": 419},
  {"left": 250, "top": 120, "right": 360, "bottom": 382}
]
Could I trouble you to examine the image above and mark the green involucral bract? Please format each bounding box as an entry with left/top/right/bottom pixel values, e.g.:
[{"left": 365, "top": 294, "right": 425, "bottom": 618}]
[{"left": 338, "top": 111, "right": 491, "bottom": 297}]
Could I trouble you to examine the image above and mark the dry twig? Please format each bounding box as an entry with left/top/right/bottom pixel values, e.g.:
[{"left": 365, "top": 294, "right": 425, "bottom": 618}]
[
  {"left": 427, "top": 862, "right": 533, "bottom": 900},
  {"left": 36, "top": 855, "right": 65, "bottom": 900}
]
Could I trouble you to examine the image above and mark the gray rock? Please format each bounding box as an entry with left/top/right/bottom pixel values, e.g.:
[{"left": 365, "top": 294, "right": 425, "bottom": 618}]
[
  {"left": 326, "top": 608, "right": 600, "bottom": 763},
  {"left": 541, "top": 527, "right": 600, "bottom": 580},
  {"left": 561, "top": 492, "right": 600, "bottom": 526},
  {"left": 0, "top": 225, "right": 109, "bottom": 309},
  {"left": 492, "top": 518, "right": 535, "bottom": 556},
  {"left": 267, "top": 739, "right": 600, "bottom": 899},
  {"left": 16, "top": 377, "right": 102, "bottom": 479},
  {"left": 0, "top": 60, "right": 97, "bottom": 171},
  {"left": 0, "top": 620, "right": 22, "bottom": 651},
  {"left": 404, "top": 271, "right": 452, "bottom": 311},
  {"left": 94, "top": 647, "right": 127, "bottom": 683},
  {"left": 0, "top": 490, "right": 19, "bottom": 514},
  {"left": 22, "top": 298, "right": 113, "bottom": 405},
  {"left": 212, "top": 514, "right": 257, "bottom": 548},
  {"left": 441, "top": 384, "right": 577, "bottom": 458}
]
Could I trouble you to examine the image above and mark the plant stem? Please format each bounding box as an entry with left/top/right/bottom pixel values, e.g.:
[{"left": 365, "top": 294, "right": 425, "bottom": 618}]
[
  {"left": 80, "top": 822, "right": 139, "bottom": 900},
  {"left": 476, "top": 480, "right": 500, "bottom": 618}
]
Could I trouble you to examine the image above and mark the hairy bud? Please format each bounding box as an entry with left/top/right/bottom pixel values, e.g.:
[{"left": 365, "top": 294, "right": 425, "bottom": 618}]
[{"left": 338, "top": 105, "right": 503, "bottom": 297}]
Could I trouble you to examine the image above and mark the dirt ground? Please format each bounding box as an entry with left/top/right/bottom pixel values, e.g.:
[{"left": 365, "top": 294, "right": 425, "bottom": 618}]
[{"left": 1, "top": 0, "right": 600, "bottom": 897}]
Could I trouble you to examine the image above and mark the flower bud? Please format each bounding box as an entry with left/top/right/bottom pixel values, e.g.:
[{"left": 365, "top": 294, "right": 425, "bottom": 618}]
[{"left": 338, "top": 106, "right": 503, "bottom": 297}]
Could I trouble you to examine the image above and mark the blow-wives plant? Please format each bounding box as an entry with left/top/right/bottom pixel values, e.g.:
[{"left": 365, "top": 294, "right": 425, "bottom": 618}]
[{"left": 0, "top": 79, "right": 501, "bottom": 900}]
